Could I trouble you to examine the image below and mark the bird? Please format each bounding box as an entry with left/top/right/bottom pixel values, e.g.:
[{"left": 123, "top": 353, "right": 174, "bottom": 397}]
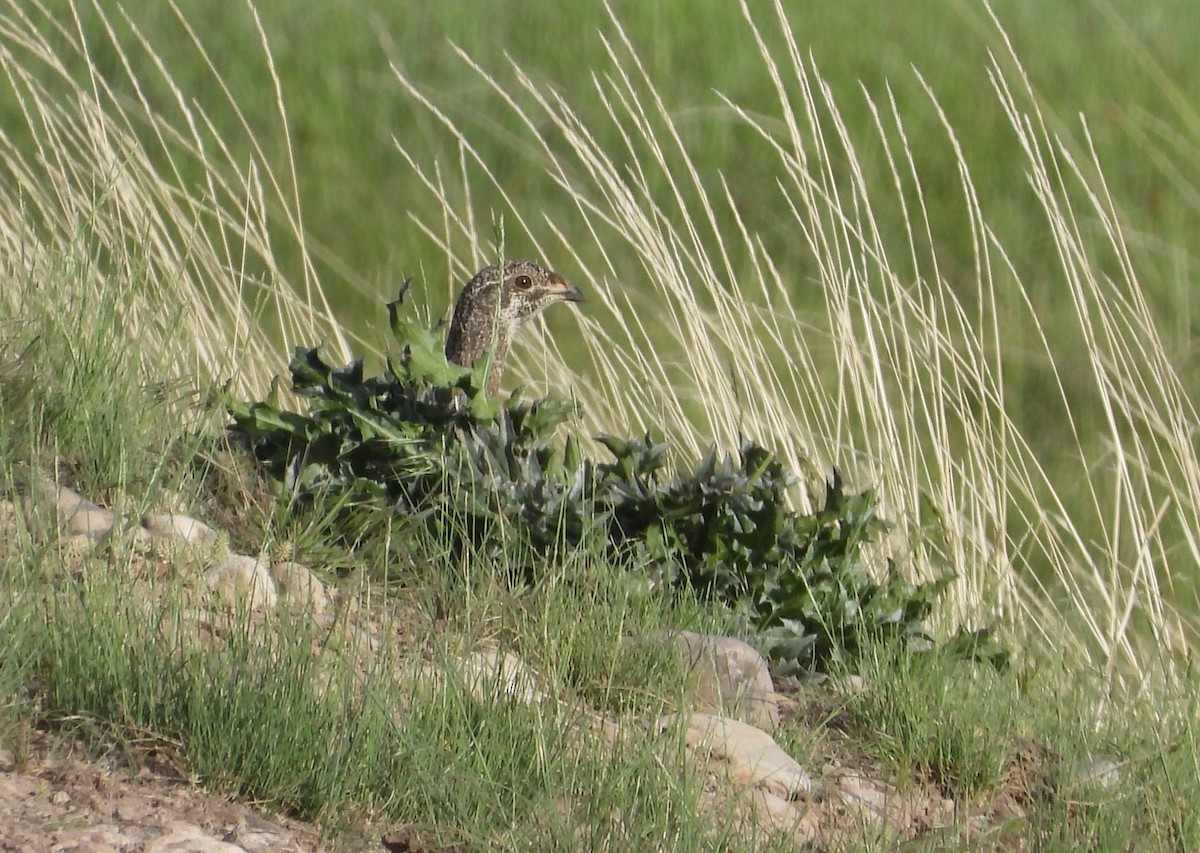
[{"left": 444, "top": 259, "right": 584, "bottom": 396}]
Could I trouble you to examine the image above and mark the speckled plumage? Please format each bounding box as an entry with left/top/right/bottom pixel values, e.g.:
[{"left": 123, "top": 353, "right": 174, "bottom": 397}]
[{"left": 444, "top": 259, "right": 584, "bottom": 395}]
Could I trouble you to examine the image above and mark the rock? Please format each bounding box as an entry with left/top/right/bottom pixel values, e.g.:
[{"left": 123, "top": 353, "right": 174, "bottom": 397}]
[
  {"left": 681, "top": 716, "right": 819, "bottom": 847},
  {"left": 43, "top": 825, "right": 129, "bottom": 851},
  {"left": 746, "top": 788, "right": 820, "bottom": 844},
  {"left": 206, "top": 555, "right": 278, "bottom": 612},
  {"left": 1069, "top": 755, "right": 1122, "bottom": 790},
  {"left": 833, "top": 772, "right": 952, "bottom": 835},
  {"left": 228, "top": 812, "right": 295, "bottom": 851},
  {"left": 0, "top": 499, "right": 20, "bottom": 541},
  {"left": 141, "top": 513, "right": 218, "bottom": 547},
  {"left": 674, "top": 631, "right": 779, "bottom": 732},
  {"left": 665, "top": 712, "right": 812, "bottom": 800},
  {"left": 833, "top": 674, "right": 867, "bottom": 694},
  {"left": 836, "top": 773, "right": 891, "bottom": 820},
  {"left": 269, "top": 562, "right": 331, "bottom": 616},
  {"left": 147, "top": 824, "right": 248, "bottom": 852},
  {"left": 234, "top": 828, "right": 292, "bottom": 851},
  {"left": 24, "top": 479, "right": 117, "bottom": 541},
  {"left": 61, "top": 533, "right": 101, "bottom": 555},
  {"left": 65, "top": 506, "right": 115, "bottom": 539},
  {"left": 32, "top": 480, "right": 110, "bottom": 537},
  {"left": 37, "top": 480, "right": 93, "bottom": 518},
  {"left": 456, "top": 649, "right": 544, "bottom": 705}
]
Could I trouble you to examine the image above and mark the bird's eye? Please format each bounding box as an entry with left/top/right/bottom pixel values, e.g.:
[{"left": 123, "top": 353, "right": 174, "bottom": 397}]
[{"left": 514, "top": 275, "right": 532, "bottom": 289}]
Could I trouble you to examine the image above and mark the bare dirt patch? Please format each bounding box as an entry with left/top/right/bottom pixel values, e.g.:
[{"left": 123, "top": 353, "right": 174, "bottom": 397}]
[{"left": 0, "top": 725, "right": 375, "bottom": 853}]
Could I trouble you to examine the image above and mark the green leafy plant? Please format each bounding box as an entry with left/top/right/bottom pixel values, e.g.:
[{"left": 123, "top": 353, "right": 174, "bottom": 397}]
[
  {"left": 229, "top": 284, "right": 1004, "bottom": 674},
  {"left": 598, "top": 440, "right": 958, "bottom": 676}
]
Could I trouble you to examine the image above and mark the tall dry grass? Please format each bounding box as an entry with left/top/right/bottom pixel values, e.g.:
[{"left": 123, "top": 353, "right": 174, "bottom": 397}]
[
  {"left": 0, "top": 0, "right": 359, "bottom": 397},
  {"left": 390, "top": 1, "right": 1200, "bottom": 693},
  {"left": 2, "top": 0, "right": 1196, "bottom": 698}
]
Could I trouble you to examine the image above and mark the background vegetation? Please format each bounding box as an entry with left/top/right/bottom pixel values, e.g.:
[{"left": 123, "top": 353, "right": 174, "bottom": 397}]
[
  {"left": 0, "top": 0, "right": 1196, "bottom": 650},
  {"left": 4, "top": 0, "right": 1200, "bottom": 847}
]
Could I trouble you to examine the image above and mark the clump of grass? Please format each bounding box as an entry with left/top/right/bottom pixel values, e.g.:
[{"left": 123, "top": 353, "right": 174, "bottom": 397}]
[
  {"left": 845, "top": 646, "right": 1018, "bottom": 800},
  {"left": 0, "top": 579, "right": 39, "bottom": 755},
  {"left": 1, "top": 250, "right": 183, "bottom": 495},
  {"left": 492, "top": 547, "right": 711, "bottom": 716},
  {"left": 7, "top": 532, "right": 733, "bottom": 847}
]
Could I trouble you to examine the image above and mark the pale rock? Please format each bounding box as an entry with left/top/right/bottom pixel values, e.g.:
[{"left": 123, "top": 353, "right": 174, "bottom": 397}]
[
  {"left": 666, "top": 712, "right": 812, "bottom": 800},
  {"left": 833, "top": 674, "right": 867, "bottom": 694},
  {"left": 141, "top": 514, "right": 218, "bottom": 548},
  {"left": 100, "top": 521, "right": 156, "bottom": 551},
  {"left": 837, "top": 773, "right": 891, "bottom": 820},
  {"left": 748, "top": 788, "right": 820, "bottom": 844},
  {"left": 45, "top": 825, "right": 128, "bottom": 851},
  {"left": 675, "top": 631, "right": 779, "bottom": 732},
  {"left": 66, "top": 507, "right": 115, "bottom": 539},
  {"left": 60, "top": 533, "right": 101, "bottom": 556},
  {"left": 37, "top": 479, "right": 92, "bottom": 518},
  {"left": 206, "top": 555, "right": 277, "bottom": 612},
  {"left": 691, "top": 759, "right": 818, "bottom": 847},
  {"left": 457, "top": 649, "right": 544, "bottom": 705},
  {"left": 146, "top": 824, "right": 247, "bottom": 852},
  {"left": 230, "top": 829, "right": 288, "bottom": 851},
  {"left": 347, "top": 623, "right": 381, "bottom": 656},
  {"left": 33, "top": 480, "right": 109, "bottom": 538},
  {"left": 835, "top": 772, "right": 948, "bottom": 832},
  {"left": 225, "top": 806, "right": 302, "bottom": 849},
  {"left": 229, "top": 816, "right": 293, "bottom": 852},
  {"left": 576, "top": 713, "right": 623, "bottom": 752},
  {"left": 0, "top": 499, "right": 19, "bottom": 533},
  {"left": 1070, "top": 755, "right": 1122, "bottom": 790},
  {"left": 269, "top": 561, "right": 331, "bottom": 616}
]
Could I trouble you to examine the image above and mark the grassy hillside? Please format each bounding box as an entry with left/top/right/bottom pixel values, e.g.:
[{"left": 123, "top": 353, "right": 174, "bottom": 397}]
[
  {"left": 4, "top": 1, "right": 1200, "bottom": 848},
  {"left": 0, "top": 0, "right": 1197, "bottom": 694}
]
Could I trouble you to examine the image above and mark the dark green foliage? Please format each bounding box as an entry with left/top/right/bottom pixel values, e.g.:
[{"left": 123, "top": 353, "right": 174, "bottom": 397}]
[
  {"left": 230, "top": 284, "right": 1003, "bottom": 674},
  {"left": 593, "top": 436, "right": 960, "bottom": 675}
]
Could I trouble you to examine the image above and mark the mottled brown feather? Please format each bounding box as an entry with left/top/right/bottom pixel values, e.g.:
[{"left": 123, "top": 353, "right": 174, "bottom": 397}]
[{"left": 444, "top": 259, "right": 583, "bottom": 395}]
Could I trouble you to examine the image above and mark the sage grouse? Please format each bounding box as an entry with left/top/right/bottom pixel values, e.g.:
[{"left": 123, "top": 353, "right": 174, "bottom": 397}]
[{"left": 444, "top": 259, "right": 583, "bottom": 395}]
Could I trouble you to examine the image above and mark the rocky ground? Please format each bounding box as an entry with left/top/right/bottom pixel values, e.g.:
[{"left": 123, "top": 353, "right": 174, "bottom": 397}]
[
  {"left": 0, "top": 478, "right": 1061, "bottom": 851},
  {"left": 0, "top": 729, "right": 351, "bottom": 853},
  {"left": 0, "top": 701, "right": 1045, "bottom": 853}
]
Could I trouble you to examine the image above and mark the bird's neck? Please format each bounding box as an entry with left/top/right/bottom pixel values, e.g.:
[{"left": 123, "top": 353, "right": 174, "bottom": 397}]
[{"left": 461, "top": 309, "right": 519, "bottom": 395}]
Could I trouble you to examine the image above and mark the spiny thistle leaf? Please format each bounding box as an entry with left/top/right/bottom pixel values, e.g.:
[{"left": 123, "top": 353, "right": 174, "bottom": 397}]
[{"left": 229, "top": 284, "right": 1005, "bottom": 676}]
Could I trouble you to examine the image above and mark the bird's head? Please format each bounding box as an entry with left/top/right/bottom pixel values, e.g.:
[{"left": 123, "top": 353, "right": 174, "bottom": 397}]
[
  {"left": 444, "top": 259, "right": 584, "bottom": 394},
  {"left": 461, "top": 259, "right": 584, "bottom": 324}
]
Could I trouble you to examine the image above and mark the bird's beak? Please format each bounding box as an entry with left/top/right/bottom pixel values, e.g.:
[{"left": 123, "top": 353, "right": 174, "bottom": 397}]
[{"left": 550, "top": 272, "right": 584, "bottom": 303}]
